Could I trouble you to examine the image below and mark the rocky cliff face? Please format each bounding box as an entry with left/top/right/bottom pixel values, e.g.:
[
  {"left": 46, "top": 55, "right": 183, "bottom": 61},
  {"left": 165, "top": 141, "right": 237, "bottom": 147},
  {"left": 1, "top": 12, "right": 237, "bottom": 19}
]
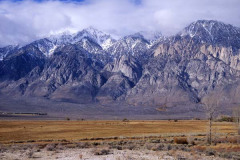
[
  {"left": 0, "top": 20, "right": 240, "bottom": 116},
  {"left": 127, "top": 20, "right": 240, "bottom": 108}
]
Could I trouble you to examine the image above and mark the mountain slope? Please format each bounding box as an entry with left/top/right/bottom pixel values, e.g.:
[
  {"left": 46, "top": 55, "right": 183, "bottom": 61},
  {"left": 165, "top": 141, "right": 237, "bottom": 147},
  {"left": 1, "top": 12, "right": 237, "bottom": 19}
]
[
  {"left": 180, "top": 20, "right": 240, "bottom": 47},
  {"left": 0, "top": 20, "right": 240, "bottom": 118},
  {"left": 0, "top": 45, "right": 19, "bottom": 60},
  {"left": 126, "top": 20, "right": 240, "bottom": 108},
  {"left": 106, "top": 33, "right": 152, "bottom": 65}
]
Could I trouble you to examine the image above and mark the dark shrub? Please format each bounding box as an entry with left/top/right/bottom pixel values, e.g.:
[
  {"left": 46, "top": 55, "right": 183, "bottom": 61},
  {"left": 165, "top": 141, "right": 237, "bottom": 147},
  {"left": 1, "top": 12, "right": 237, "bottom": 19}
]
[
  {"left": 93, "top": 149, "right": 110, "bottom": 155},
  {"left": 45, "top": 144, "right": 56, "bottom": 151},
  {"left": 155, "top": 144, "right": 165, "bottom": 151},
  {"left": 205, "top": 149, "right": 215, "bottom": 156},
  {"left": 76, "top": 142, "right": 90, "bottom": 148},
  {"left": 122, "top": 118, "right": 129, "bottom": 122},
  {"left": 217, "top": 116, "right": 234, "bottom": 122},
  {"left": 150, "top": 139, "right": 160, "bottom": 143},
  {"left": 167, "top": 144, "right": 172, "bottom": 150}
]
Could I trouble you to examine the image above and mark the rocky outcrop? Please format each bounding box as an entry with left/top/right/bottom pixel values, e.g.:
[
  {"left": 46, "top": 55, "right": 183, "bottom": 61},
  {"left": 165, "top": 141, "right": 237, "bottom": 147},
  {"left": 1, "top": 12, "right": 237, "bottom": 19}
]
[
  {"left": 106, "top": 55, "right": 142, "bottom": 83},
  {"left": 106, "top": 34, "right": 151, "bottom": 61},
  {"left": 96, "top": 73, "right": 134, "bottom": 103},
  {"left": 126, "top": 20, "right": 240, "bottom": 108}
]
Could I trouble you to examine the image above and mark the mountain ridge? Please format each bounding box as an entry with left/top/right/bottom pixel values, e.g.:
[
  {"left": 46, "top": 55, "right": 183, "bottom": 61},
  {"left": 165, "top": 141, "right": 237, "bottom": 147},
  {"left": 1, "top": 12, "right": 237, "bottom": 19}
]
[{"left": 0, "top": 20, "right": 240, "bottom": 119}]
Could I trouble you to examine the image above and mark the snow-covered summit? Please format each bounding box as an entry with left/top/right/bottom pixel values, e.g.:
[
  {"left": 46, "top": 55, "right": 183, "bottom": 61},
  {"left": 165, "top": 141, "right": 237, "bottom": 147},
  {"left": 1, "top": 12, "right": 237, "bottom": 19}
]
[
  {"left": 75, "top": 27, "right": 116, "bottom": 49},
  {"left": 84, "top": 27, "right": 115, "bottom": 45},
  {"left": 106, "top": 32, "right": 152, "bottom": 58},
  {"left": 180, "top": 20, "right": 240, "bottom": 45},
  {"left": 29, "top": 27, "right": 117, "bottom": 57},
  {"left": 47, "top": 27, "right": 116, "bottom": 50},
  {"left": 30, "top": 28, "right": 163, "bottom": 58}
]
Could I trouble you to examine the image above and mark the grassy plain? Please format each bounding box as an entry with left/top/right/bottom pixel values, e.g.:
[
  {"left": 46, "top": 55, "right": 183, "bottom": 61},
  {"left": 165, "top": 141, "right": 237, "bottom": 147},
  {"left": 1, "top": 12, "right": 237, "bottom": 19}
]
[{"left": 0, "top": 120, "right": 236, "bottom": 144}]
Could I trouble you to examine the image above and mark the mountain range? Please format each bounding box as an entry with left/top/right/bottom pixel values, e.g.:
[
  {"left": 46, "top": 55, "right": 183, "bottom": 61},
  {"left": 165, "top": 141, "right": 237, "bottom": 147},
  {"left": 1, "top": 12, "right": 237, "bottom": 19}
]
[{"left": 1, "top": 20, "right": 240, "bottom": 119}]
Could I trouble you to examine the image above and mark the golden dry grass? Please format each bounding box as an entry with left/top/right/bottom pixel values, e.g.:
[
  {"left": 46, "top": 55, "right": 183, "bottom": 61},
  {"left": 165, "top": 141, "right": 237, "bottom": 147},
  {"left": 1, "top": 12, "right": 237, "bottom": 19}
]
[{"left": 0, "top": 120, "right": 236, "bottom": 143}]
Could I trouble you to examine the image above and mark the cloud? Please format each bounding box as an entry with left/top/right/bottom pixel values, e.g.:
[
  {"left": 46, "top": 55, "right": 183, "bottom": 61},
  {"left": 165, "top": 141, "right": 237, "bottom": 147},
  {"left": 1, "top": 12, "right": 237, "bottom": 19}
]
[{"left": 0, "top": 0, "right": 240, "bottom": 46}]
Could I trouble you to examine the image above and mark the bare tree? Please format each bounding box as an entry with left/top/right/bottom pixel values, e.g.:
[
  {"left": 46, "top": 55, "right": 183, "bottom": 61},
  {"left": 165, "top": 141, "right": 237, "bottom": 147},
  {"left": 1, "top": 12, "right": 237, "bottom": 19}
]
[
  {"left": 201, "top": 92, "right": 221, "bottom": 144},
  {"left": 233, "top": 107, "right": 240, "bottom": 144},
  {"left": 230, "top": 89, "right": 240, "bottom": 136},
  {"left": 233, "top": 107, "right": 240, "bottom": 135}
]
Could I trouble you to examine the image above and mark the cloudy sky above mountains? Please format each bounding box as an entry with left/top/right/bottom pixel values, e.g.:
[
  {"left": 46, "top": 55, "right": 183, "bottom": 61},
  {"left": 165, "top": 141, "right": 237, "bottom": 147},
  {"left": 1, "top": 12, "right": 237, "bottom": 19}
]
[{"left": 0, "top": 0, "right": 240, "bottom": 46}]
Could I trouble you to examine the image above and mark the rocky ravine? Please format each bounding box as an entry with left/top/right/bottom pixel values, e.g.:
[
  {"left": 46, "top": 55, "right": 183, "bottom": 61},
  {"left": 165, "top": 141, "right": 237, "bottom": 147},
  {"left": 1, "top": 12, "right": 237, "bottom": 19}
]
[{"left": 1, "top": 20, "right": 240, "bottom": 118}]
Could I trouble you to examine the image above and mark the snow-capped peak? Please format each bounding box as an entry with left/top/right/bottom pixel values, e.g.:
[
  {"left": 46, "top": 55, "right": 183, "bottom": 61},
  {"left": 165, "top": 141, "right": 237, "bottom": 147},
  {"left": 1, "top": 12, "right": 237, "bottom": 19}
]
[
  {"left": 178, "top": 20, "right": 240, "bottom": 47},
  {"left": 38, "top": 27, "right": 117, "bottom": 54},
  {"left": 180, "top": 20, "right": 240, "bottom": 39},
  {"left": 82, "top": 27, "right": 116, "bottom": 46}
]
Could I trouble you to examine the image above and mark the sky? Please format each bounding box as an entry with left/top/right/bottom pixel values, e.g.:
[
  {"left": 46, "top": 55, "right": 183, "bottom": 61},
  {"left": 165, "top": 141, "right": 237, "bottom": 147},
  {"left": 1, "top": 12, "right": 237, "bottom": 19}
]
[{"left": 0, "top": 0, "right": 240, "bottom": 46}]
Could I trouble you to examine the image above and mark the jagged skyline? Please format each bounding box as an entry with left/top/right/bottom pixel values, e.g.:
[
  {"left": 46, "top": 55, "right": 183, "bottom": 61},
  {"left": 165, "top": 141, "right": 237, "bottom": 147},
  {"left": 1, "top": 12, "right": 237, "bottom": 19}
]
[{"left": 1, "top": 20, "right": 240, "bottom": 118}]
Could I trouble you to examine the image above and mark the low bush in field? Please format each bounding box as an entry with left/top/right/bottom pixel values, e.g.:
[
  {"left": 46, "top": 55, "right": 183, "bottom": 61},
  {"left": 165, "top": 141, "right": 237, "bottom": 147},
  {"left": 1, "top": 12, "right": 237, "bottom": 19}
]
[
  {"left": 76, "top": 142, "right": 91, "bottom": 148},
  {"left": 122, "top": 118, "right": 129, "bottom": 122},
  {"left": 216, "top": 116, "right": 234, "bottom": 122},
  {"left": 93, "top": 148, "right": 110, "bottom": 155},
  {"left": 205, "top": 148, "right": 216, "bottom": 156},
  {"left": 174, "top": 137, "right": 188, "bottom": 144},
  {"left": 187, "top": 136, "right": 196, "bottom": 145},
  {"left": 65, "top": 117, "right": 70, "bottom": 121},
  {"left": 213, "top": 136, "right": 239, "bottom": 144},
  {"left": 45, "top": 143, "right": 57, "bottom": 151},
  {"left": 0, "top": 144, "right": 7, "bottom": 153}
]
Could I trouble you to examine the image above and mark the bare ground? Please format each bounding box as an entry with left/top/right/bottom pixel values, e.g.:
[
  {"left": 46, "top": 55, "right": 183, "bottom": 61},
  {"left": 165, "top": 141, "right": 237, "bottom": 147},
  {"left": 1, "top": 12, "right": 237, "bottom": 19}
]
[{"left": 0, "top": 146, "right": 226, "bottom": 160}]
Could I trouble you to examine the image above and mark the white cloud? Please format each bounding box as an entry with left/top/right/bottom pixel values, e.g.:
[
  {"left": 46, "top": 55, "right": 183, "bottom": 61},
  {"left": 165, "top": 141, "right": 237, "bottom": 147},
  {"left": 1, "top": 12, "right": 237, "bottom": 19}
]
[{"left": 0, "top": 0, "right": 240, "bottom": 46}]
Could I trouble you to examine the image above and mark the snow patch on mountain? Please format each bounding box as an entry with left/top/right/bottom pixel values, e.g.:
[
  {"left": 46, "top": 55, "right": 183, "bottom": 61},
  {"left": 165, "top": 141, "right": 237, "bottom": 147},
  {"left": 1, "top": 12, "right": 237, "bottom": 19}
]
[
  {"left": 48, "top": 45, "right": 58, "bottom": 56},
  {"left": 180, "top": 20, "right": 240, "bottom": 42},
  {"left": 0, "top": 45, "right": 19, "bottom": 60},
  {"left": 47, "top": 27, "right": 116, "bottom": 50},
  {"left": 102, "top": 38, "right": 116, "bottom": 50}
]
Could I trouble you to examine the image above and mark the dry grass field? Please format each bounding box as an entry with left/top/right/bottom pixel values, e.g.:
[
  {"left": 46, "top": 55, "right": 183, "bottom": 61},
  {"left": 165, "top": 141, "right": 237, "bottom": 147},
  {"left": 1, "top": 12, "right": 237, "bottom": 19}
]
[
  {"left": 0, "top": 120, "right": 237, "bottom": 144},
  {"left": 0, "top": 120, "right": 239, "bottom": 159}
]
